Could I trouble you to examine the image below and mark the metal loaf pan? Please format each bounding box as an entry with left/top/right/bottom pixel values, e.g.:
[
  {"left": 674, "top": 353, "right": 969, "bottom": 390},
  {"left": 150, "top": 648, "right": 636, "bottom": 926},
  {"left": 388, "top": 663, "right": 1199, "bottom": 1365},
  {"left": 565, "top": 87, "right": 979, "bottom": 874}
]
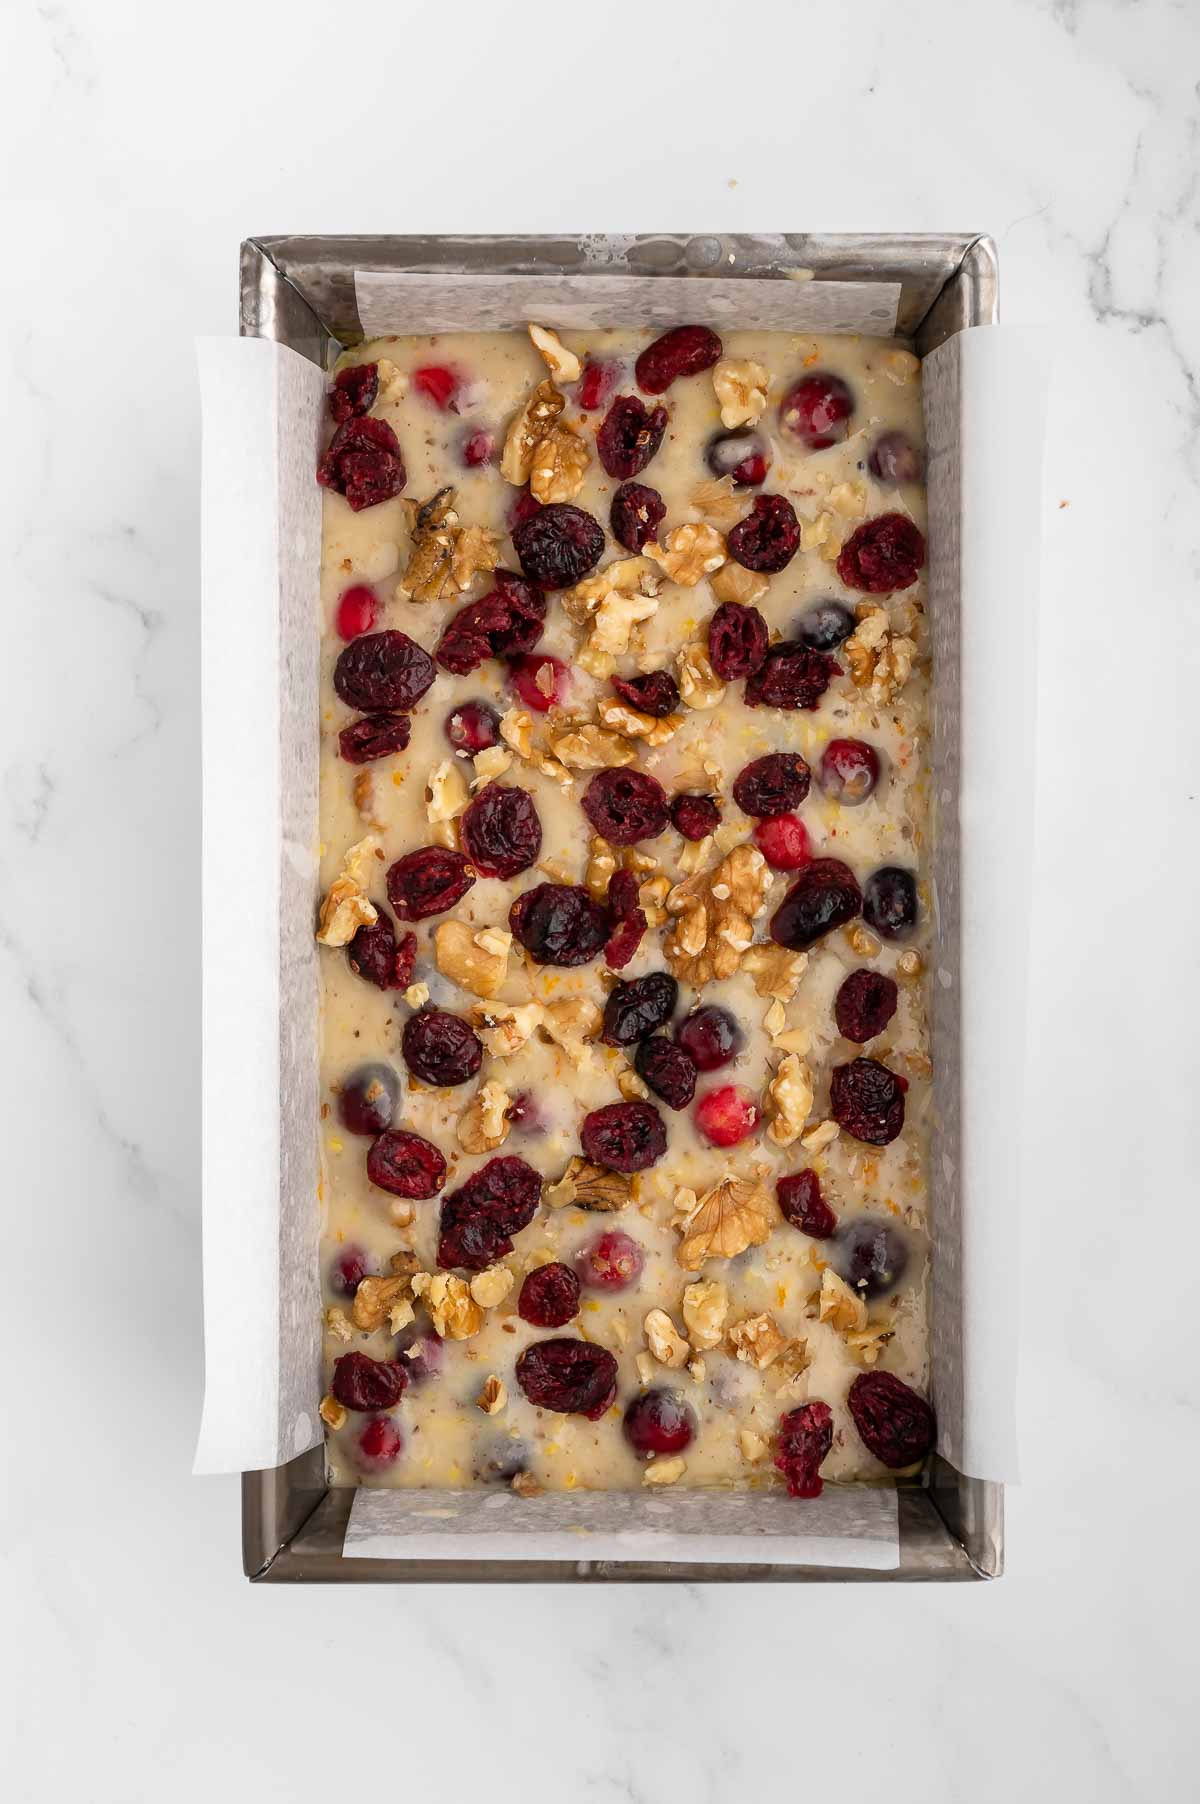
[{"left": 237, "top": 232, "right": 1002, "bottom": 1584}]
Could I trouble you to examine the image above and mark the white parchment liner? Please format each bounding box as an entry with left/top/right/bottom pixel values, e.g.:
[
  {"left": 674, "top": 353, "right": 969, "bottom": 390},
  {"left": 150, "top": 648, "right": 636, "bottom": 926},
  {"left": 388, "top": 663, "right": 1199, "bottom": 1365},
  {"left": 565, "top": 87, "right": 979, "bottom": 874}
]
[{"left": 196, "top": 278, "right": 1047, "bottom": 1563}]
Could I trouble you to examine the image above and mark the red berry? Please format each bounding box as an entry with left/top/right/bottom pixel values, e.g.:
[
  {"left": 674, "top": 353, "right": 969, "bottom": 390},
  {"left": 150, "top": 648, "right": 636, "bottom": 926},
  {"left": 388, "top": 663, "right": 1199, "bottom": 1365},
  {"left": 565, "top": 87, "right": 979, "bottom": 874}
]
[
  {"left": 581, "top": 1101, "right": 668, "bottom": 1173},
  {"left": 727, "top": 494, "right": 801, "bottom": 574},
  {"left": 669, "top": 793, "right": 721, "bottom": 841},
  {"left": 602, "top": 971, "right": 679, "bottom": 1047},
  {"left": 356, "top": 1416, "right": 404, "bottom": 1467},
  {"left": 335, "top": 584, "right": 379, "bottom": 640},
  {"left": 829, "top": 1058, "right": 906, "bottom": 1145},
  {"left": 332, "top": 1351, "right": 408, "bottom": 1412},
  {"left": 777, "top": 1169, "right": 837, "bottom": 1239},
  {"left": 461, "top": 428, "right": 493, "bottom": 467},
  {"left": 597, "top": 396, "right": 669, "bottom": 479},
  {"left": 635, "top": 1036, "right": 697, "bottom": 1110},
  {"left": 576, "top": 358, "right": 620, "bottom": 411},
  {"left": 507, "top": 488, "right": 542, "bottom": 532},
  {"left": 329, "top": 1244, "right": 376, "bottom": 1297},
  {"left": 868, "top": 430, "right": 923, "bottom": 485},
  {"left": 386, "top": 847, "right": 476, "bottom": 922},
  {"left": 847, "top": 1370, "right": 935, "bottom": 1469},
  {"left": 575, "top": 1229, "right": 644, "bottom": 1292},
  {"left": 512, "top": 502, "right": 605, "bottom": 589},
  {"left": 402, "top": 1007, "right": 483, "bottom": 1088},
  {"left": 771, "top": 858, "right": 862, "bottom": 950},
  {"left": 506, "top": 1090, "right": 547, "bottom": 1135},
  {"left": 706, "top": 429, "right": 769, "bottom": 487},
  {"left": 509, "top": 883, "right": 610, "bottom": 967},
  {"left": 508, "top": 652, "right": 570, "bottom": 712},
  {"left": 774, "top": 1401, "right": 833, "bottom": 1497},
  {"left": 694, "top": 1084, "right": 760, "bottom": 1147},
  {"left": 412, "top": 364, "right": 460, "bottom": 410},
  {"left": 366, "top": 1127, "right": 448, "bottom": 1199},
  {"left": 334, "top": 630, "right": 435, "bottom": 712},
  {"left": 732, "top": 751, "right": 810, "bottom": 817},
  {"left": 675, "top": 1005, "right": 741, "bottom": 1071},
  {"left": 329, "top": 362, "right": 379, "bottom": 423},
  {"left": 460, "top": 783, "right": 542, "bottom": 879},
  {"left": 514, "top": 1339, "right": 618, "bottom": 1418},
  {"left": 518, "top": 1262, "right": 581, "bottom": 1329},
  {"left": 338, "top": 713, "right": 412, "bottom": 764},
  {"left": 604, "top": 868, "right": 648, "bottom": 971},
  {"left": 636, "top": 325, "right": 723, "bottom": 395},
  {"left": 582, "top": 768, "right": 669, "bottom": 847},
  {"left": 836, "top": 513, "right": 925, "bottom": 594},
  {"left": 444, "top": 700, "right": 501, "bottom": 755},
  {"left": 834, "top": 970, "right": 898, "bottom": 1043},
  {"left": 317, "top": 416, "right": 406, "bottom": 511},
  {"left": 623, "top": 1388, "right": 696, "bottom": 1457},
  {"left": 754, "top": 813, "right": 811, "bottom": 871},
  {"left": 779, "top": 372, "right": 854, "bottom": 449},
  {"left": 338, "top": 1063, "right": 400, "bottom": 1135},
  {"left": 820, "top": 738, "right": 881, "bottom": 805}
]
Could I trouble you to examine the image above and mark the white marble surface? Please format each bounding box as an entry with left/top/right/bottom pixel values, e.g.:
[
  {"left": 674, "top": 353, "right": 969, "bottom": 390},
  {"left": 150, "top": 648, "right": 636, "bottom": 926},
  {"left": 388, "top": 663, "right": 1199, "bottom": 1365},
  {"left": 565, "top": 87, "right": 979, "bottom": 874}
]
[{"left": 3, "top": 0, "right": 1197, "bottom": 1797}]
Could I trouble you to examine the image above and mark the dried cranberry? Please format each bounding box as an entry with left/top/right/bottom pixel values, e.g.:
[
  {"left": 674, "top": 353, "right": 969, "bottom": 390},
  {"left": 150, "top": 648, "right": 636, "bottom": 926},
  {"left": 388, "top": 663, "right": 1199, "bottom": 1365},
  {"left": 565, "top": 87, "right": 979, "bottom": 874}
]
[
  {"left": 460, "top": 783, "right": 542, "bottom": 879},
  {"left": 339, "top": 1063, "right": 400, "bottom": 1136},
  {"left": 732, "top": 751, "right": 811, "bottom": 817},
  {"left": 835, "top": 970, "right": 899, "bottom": 1042},
  {"left": 863, "top": 866, "right": 918, "bottom": 939},
  {"left": 581, "top": 1101, "right": 667, "bottom": 1172},
  {"left": 608, "top": 670, "right": 677, "bottom": 719},
  {"left": 727, "top": 494, "right": 801, "bottom": 574},
  {"left": 694, "top": 1084, "right": 760, "bottom": 1147},
  {"left": 334, "top": 630, "right": 435, "bottom": 712},
  {"left": 597, "top": 396, "right": 669, "bottom": 479},
  {"left": 624, "top": 1388, "right": 695, "bottom": 1457},
  {"left": 356, "top": 1416, "right": 404, "bottom": 1466},
  {"left": 338, "top": 713, "right": 412, "bottom": 764},
  {"left": 347, "top": 913, "right": 415, "bottom": 990},
  {"left": 796, "top": 600, "right": 856, "bottom": 651},
  {"left": 445, "top": 700, "right": 501, "bottom": 755},
  {"left": 512, "top": 502, "right": 605, "bottom": 588},
  {"left": 509, "top": 883, "right": 609, "bottom": 966},
  {"left": 508, "top": 651, "right": 570, "bottom": 712},
  {"left": 332, "top": 1351, "right": 408, "bottom": 1413},
  {"left": 868, "top": 430, "right": 923, "bottom": 485},
  {"left": 837, "top": 513, "right": 925, "bottom": 593},
  {"left": 745, "top": 642, "right": 840, "bottom": 711},
  {"left": 779, "top": 372, "right": 854, "bottom": 449},
  {"left": 402, "top": 1007, "right": 483, "bottom": 1088},
  {"left": 848, "top": 1370, "right": 935, "bottom": 1469},
  {"left": 669, "top": 793, "right": 721, "bottom": 840},
  {"left": 461, "top": 428, "right": 493, "bottom": 468},
  {"left": 576, "top": 358, "right": 620, "bottom": 411},
  {"left": 335, "top": 583, "right": 378, "bottom": 639},
  {"left": 635, "top": 1037, "right": 696, "bottom": 1110},
  {"left": 771, "top": 858, "right": 862, "bottom": 950},
  {"left": 366, "top": 1127, "right": 448, "bottom": 1199},
  {"left": 706, "top": 429, "right": 769, "bottom": 487},
  {"left": 317, "top": 416, "right": 407, "bottom": 511},
  {"left": 329, "top": 362, "right": 379, "bottom": 423},
  {"left": 412, "top": 364, "right": 460, "bottom": 410},
  {"left": 575, "top": 1230, "right": 644, "bottom": 1292},
  {"left": 777, "top": 1169, "right": 837, "bottom": 1239},
  {"left": 820, "top": 739, "right": 881, "bottom": 805},
  {"left": 675, "top": 1006, "right": 741, "bottom": 1071},
  {"left": 518, "top": 1262, "right": 581, "bottom": 1329},
  {"left": 506, "top": 1091, "right": 547, "bottom": 1136},
  {"left": 507, "top": 487, "right": 542, "bottom": 532},
  {"left": 386, "top": 847, "right": 475, "bottom": 922},
  {"left": 829, "top": 1058, "right": 906, "bottom": 1145},
  {"left": 601, "top": 971, "right": 678, "bottom": 1046},
  {"left": 435, "top": 571, "right": 547, "bottom": 674},
  {"left": 708, "top": 601, "right": 770, "bottom": 680},
  {"left": 774, "top": 1401, "right": 834, "bottom": 1498},
  {"left": 636, "top": 324, "right": 722, "bottom": 394},
  {"left": 754, "top": 813, "right": 811, "bottom": 871},
  {"left": 515, "top": 1338, "right": 619, "bottom": 1419},
  {"left": 604, "top": 868, "right": 647, "bottom": 970},
  {"left": 581, "top": 768, "right": 668, "bottom": 846},
  {"left": 329, "top": 1244, "right": 375, "bottom": 1296},
  {"left": 830, "top": 1215, "right": 909, "bottom": 1298},
  {"left": 610, "top": 481, "right": 667, "bottom": 552},
  {"left": 436, "top": 1155, "right": 542, "bottom": 1270}
]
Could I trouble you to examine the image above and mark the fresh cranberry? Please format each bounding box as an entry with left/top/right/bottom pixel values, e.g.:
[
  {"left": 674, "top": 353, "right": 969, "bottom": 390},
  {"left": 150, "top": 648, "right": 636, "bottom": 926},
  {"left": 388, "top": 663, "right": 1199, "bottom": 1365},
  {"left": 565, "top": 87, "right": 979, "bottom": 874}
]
[
  {"left": 507, "top": 488, "right": 542, "bottom": 533},
  {"left": 574, "top": 1229, "right": 645, "bottom": 1292},
  {"left": 581, "top": 1101, "right": 668, "bottom": 1172},
  {"left": 412, "top": 364, "right": 460, "bottom": 410},
  {"left": 604, "top": 868, "right": 647, "bottom": 970},
  {"left": 774, "top": 1401, "right": 834, "bottom": 1497},
  {"left": 694, "top": 1084, "right": 760, "bottom": 1147},
  {"left": 636, "top": 325, "right": 723, "bottom": 394},
  {"left": 335, "top": 584, "right": 378, "bottom": 640},
  {"left": 514, "top": 1338, "right": 619, "bottom": 1418},
  {"left": 512, "top": 502, "right": 605, "bottom": 588},
  {"left": 830, "top": 1214, "right": 909, "bottom": 1297},
  {"left": 506, "top": 1090, "right": 547, "bottom": 1136},
  {"left": 836, "top": 513, "right": 925, "bottom": 593},
  {"left": 460, "top": 783, "right": 542, "bottom": 879},
  {"left": 356, "top": 1416, "right": 404, "bottom": 1466},
  {"left": 597, "top": 396, "right": 669, "bottom": 479},
  {"left": 581, "top": 768, "right": 669, "bottom": 846},
  {"left": 508, "top": 652, "right": 570, "bottom": 712},
  {"left": 576, "top": 358, "right": 620, "bottom": 411},
  {"left": 829, "top": 1059, "right": 907, "bottom": 1145},
  {"left": 635, "top": 1036, "right": 697, "bottom": 1110},
  {"left": 338, "top": 712, "right": 412, "bottom": 764},
  {"left": 745, "top": 642, "right": 841, "bottom": 711},
  {"left": 675, "top": 1005, "right": 741, "bottom": 1071},
  {"left": 386, "top": 846, "right": 475, "bottom": 921},
  {"left": 727, "top": 494, "right": 801, "bottom": 574},
  {"left": 338, "top": 1063, "right": 400, "bottom": 1135},
  {"left": 848, "top": 1370, "right": 935, "bottom": 1469},
  {"left": 399, "top": 1331, "right": 444, "bottom": 1385},
  {"left": 461, "top": 428, "right": 493, "bottom": 468},
  {"left": 611, "top": 669, "right": 679, "bottom": 717},
  {"left": 509, "top": 883, "right": 610, "bottom": 966},
  {"left": 820, "top": 739, "right": 881, "bottom": 806},
  {"left": 796, "top": 600, "right": 856, "bottom": 651},
  {"left": 332, "top": 1351, "right": 408, "bottom": 1412},
  {"left": 437, "top": 1156, "right": 542, "bottom": 1270},
  {"left": 669, "top": 793, "right": 721, "bottom": 840},
  {"left": 708, "top": 601, "right": 770, "bottom": 680},
  {"left": 444, "top": 700, "right": 501, "bottom": 755},
  {"left": 732, "top": 751, "right": 811, "bottom": 817},
  {"left": 329, "top": 1244, "right": 376, "bottom": 1297},
  {"left": 610, "top": 481, "right": 667, "bottom": 553},
  {"left": 334, "top": 630, "right": 435, "bottom": 712},
  {"left": 706, "top": 428, "right": 770, "bottom": 486},
  {"left": 317, "top": 416, "right": 406, "bottom": 511},
  {"left": 835, "top": 970, "right": 899, "bottom": 1043},
  {"left": 623, "top": 1388, "right": 696, "bottom": 1457},
  {"left": 601, "top": 971, "right": 678, "bottom": 1046},
  {"left": 366, "top": 1127, "right": 448, "bottom": 1199},
  {"left": 779, "top": 372, "right": 854, "bottom": 449},
  {"left": 329, "top": 362, "right": 379, "bottom": 423},
  {"left": 474, "top": 1435, "right": 532, "bottom": 1483},
  {"left": 518, "top": 1262, "right": 581, "bottom": 1329},
  {"left": 863, "top": 866, "right": 918, "bottom": 939},
  {"left": 347, "top": 913, "right": 415, "bottom": 990},
  {"left": 436, "top": 573, "right": 547, "bottom": 676},
  {"left": 771, "top": 858, "right": 862, "bottom": 949},
  {"left": 868, "top": 430, "right": 923, "bottom": 485},
  {"left": 402, "top": 1007, "right": 483, "bottom": 1089},
  {"left": 754, "top": 814, "right": 811, "bottom": 871},
  {"left": 777, "top": 1170, "right": 837, "bottom": 1239}
]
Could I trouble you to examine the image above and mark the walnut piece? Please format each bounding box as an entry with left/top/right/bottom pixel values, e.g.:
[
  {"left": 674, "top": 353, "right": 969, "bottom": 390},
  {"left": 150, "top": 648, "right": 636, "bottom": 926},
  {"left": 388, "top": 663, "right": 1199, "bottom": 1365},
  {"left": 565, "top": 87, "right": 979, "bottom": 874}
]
[
  {"left": 645, "top": 522, "right": 727, "bottom": 587},
  {"left": 528, "top": 322, "right": 582, "bottom": 384},
  {"left": 472, "top": 744, "right": 513, "bottom": 786},
  {"left": 882, "top": 348, "right": 920, "bottom": 385},
  {"left": 425, "top": 758, "right": 470, "bottom": 825},
  {"left": 842, "top": 606, "right": 917, "bottom": 704},
  {"left": 477, "top": 1374, "right": 508, "bottom": 1414},
  {"left": 690, "top": 475, "right": 746, "bottom": 528},
  {"left": 319, "top": 1393, "right": 347, "bottom": 1431},
  {"left": 664, "top": 844, "right": 772, "bottom": 988},
  {"left": 618, "top": 1067, "right": 650, "bottom": 1101},
  {"left": 549, "top": 722, "right": 637, "bottom": 770},
  {"left": 766, "top": 1339, "right": 812, "bottom": 1395},
  {"left": 709, "top": 559, "right": 769, "bottom": 607},
  {"left": 643, "top": 1457, "right": 687, "bottom": 1486},
  {"left": 396, "top": 487, "right": 459, "bottom": 601},
  {"left": 739, "top": 1427, "right": 768, "bottom": 1462},
  {"left": 767, "top": 1053, "right": 814, "bottom": 1147},
  {"left": 352, "top": 770, "right": 384, "bottom": 829},
  {"left": 818, "top": 1268, "right": 868, "bottom": 1334},
  {"left": 676, "top": 1177, "right": 775, "bottom": 1271},
  {"left": 470, "top": 1000, "right": 543, "bottom": 1058},
  {"left": 500, "top": 380, "right": 565, "bottom": 485},
  {"left": 351, "top": 1273, "right": 411, "bottom": 1332},
  {"left": 470, "top": 1265, "right": 515, "bottom": 1308},
  {"left": 727, "top": 1312, "right": 789, "bottom": 1369},
  {"left": 644, "top": 1309, "right": 690, "bottom": 1368},
  {"left": 324, "top": 1306, "right": 353, "bottom": 1344},
  {"left": 742, "top": 943, "right": 808, "bottom": 1002},
  {"left": 545, "top": 1156, "right": 631, "bottom": 1212},
  {"left": 499, "top": 706, "right": 534, "bottom": 760},
  {"left": 800, "top": 1119, "right": 840, "bottom": 1155},
  {"left": 450, "top": 523, "right": 502, "bottom": 592},
  {"left": 530, "top": 424, "right": 590, "bottom": 504},
  {"left": 675, "top": 641, "right": 726, "bottom": 710},
  {"left": 596, "top": 694, "right": 681, "bottom": 746},
  {"left": 713, "top": 357, "right": 769, "bottom": 429},
  {"left": 458, "top": 1080, "right": 512, "bottom": 1153},
  {"left": 315, "top": 834, "right": 383, "bottom": 946},
  {"left": 511, "top": 1470, "right": 544, "bottom": 1499},
  {"left": 681, "top": 1279, "right": 728, "bottom": 1350},
  {"left": 540, "top": 996, "right": 602, "bottom": 1067},
  {"left": 435, "top": 920, "right": 510, "bottom": 999},
  {"left": 560, "top": 561, "right": 664, "bottom": 678},
  {"left": 410, "top": 1271, "right": 483, "bottom": 1340}
]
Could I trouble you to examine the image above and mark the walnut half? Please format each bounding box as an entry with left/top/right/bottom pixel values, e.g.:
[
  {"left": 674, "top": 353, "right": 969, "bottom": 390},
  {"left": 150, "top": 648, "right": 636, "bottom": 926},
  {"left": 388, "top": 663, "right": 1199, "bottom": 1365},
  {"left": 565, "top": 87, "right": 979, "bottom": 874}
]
[{"left": 676, "top": 1177, "right": 775, "bottom": 1272}]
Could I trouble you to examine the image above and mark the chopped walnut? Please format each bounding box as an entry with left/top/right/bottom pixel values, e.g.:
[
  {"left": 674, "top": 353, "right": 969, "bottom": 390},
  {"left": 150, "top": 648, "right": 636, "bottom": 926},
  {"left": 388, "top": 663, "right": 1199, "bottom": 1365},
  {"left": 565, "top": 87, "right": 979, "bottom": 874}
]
[
  {"left": 511, "top": 1470, "right": 544, "bottom": 1499},
  {"left": 435, "top": 919, "right": 510, "bottom": 999},
  {"left": 645, "top": 522, "right": 727, "bottom": 586},
  {"left": 882, "top": 348, "right": 920, "bottom": 385},
  {"left": 545, "top": 1156, "right": 631, "bottom": 1212},
  {"left": 403, "top": 983, "right": 430, "bottom": 1010},
  {"left": 458, "top": 1080, "right": 513, "bottom": 1153},
  {"left": 425, "top": 758, "right": 471, "bottom": 825},
  {"left": 561, "top": 556, "right": 662, "bottom": 622},
  {"left": 470, "top": 1265, "right": 515, "bottom": 1309},
  {"left": 767, "top": 1053, "right": 814, "bottom": 1147},
  {"left": 388, "top": 1297, "right": 415, "bottom": 1335},
  {"left": 739, "top": 1427, "right": 768, "bottom": 1462},
  {"left": 315, "top": 834, "right": 382, "bottom": 946},
  {"left": 742, "top": 943, "right": 808, "bottom": 1002},
  {"left": 713, "top": 357, "right": 769, "bottom": 428},
  {"left": 450, "top": 523, "right": 502, "bottom": 592},
  {"left": 477, "top": 1374, "right": 508, "bottom": 1414},
  {"left": 540, "top": 996, "right": 602, "bottom": 1067},
  {"left": 351, "top": 1273, "right": 411, "bottom": 1332},
  {"left": 845, "top": 1320, "right": 895, "bottom": 1367},
  {"left": 500, "top": 379, "right": 565, "bottom": 485},
  {"left": 585, "top": 836, "right": 617, "bottom": 899},
  {"left": 818, "top": 1268, "right": 868, "bottom": 1334},
  {"left": 676, "top": 1177, "right": 775, "bottom": 1271},
  {"left": 528, "top": 322, "right": 581, "bottom": 384},
  {"left": 800, "top": 1119, "right": 840, "bottom": 1155},
  {"left": 319, "top": 1393, "right": 347, "bottom": 1431},
  {"left": 373, "top": 359, "right": 408, "bottom": 406},
  {"left": 470, "top": 1000, "right": 543, "bottom": 1057},
  {"left": 472, "top": 744, "right": 513, "bottom": 786},
  {"left": 681, "top": 1279, "right": 728, "bottom": 1350},
  {"left": 709, "top": 559, "right": 770, "bottom": 607},
  {"left": 324, "top": 1306, "right": 353, "bottom": 1344},
  {"left": 644, "top": 1308, "right": 691, "bottom": 1368},
  {"left": 766, "top": 1339, "right": 812, "bottom": 1395},
  {"left": 643, "top": 1457, "right": 687, "bottom": 1486},
  {"left": 352, "top": 770, "right": 384, "bottom": 829},
  {"left": 530, "top": 424, "right": 591, "bottom": 504},
  {"left": 664, "top": 844, "right": 772, "bottom": 988},
  {"left": 690, "top": 475, "right": 746, "bottom": 528},
  {"left": 675, "top": 641, "right": 726, "bottom": 710},
  {"left": 618, "top": 1067, "right": 650, "bottom": 1101},
  {"left": 389, "top": 1249, "right": 420, "bottom": 1281},
  {"left": 897, "top": 948, "right": 924, "bottom": 980},
  {"left": 499, "top": 706, "right": 534, "bottom": 760},
  {"left": 827, "top": 479, "right": 867, "bottom": 520},
  {"left": 595, "top": 695, "right": 681, "bottom": 746},
  {"left": 549, "top": 722, "right": 637, "bottom": 770},
  {"left": 561, "top": 563, "right": 663, "bottom": 678},
  {"left": 842, "top": 606, "right": 917, "bottom": 704},
  {"left": 846, "top": 923, "right": 883, "bottom": 958},
  {"left": 635, "top": 1351, "right": 657, "bottom": 1385},
  {"left": 410, "top": 1271, "right": 483, "bottom": 1340},
  {"left": 727, "top": 1312, "right": 789, "bottom": 1369},
  {"left": 396, "top": 487, "right": 459, "bottom": 601}
]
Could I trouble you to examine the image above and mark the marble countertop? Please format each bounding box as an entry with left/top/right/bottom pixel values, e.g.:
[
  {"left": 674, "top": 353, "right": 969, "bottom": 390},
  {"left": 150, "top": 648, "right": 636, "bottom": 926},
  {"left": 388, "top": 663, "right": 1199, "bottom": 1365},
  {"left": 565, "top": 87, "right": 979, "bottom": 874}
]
[{"left": 3, "top": 0, "right": 1197, "bottom": 1797}]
